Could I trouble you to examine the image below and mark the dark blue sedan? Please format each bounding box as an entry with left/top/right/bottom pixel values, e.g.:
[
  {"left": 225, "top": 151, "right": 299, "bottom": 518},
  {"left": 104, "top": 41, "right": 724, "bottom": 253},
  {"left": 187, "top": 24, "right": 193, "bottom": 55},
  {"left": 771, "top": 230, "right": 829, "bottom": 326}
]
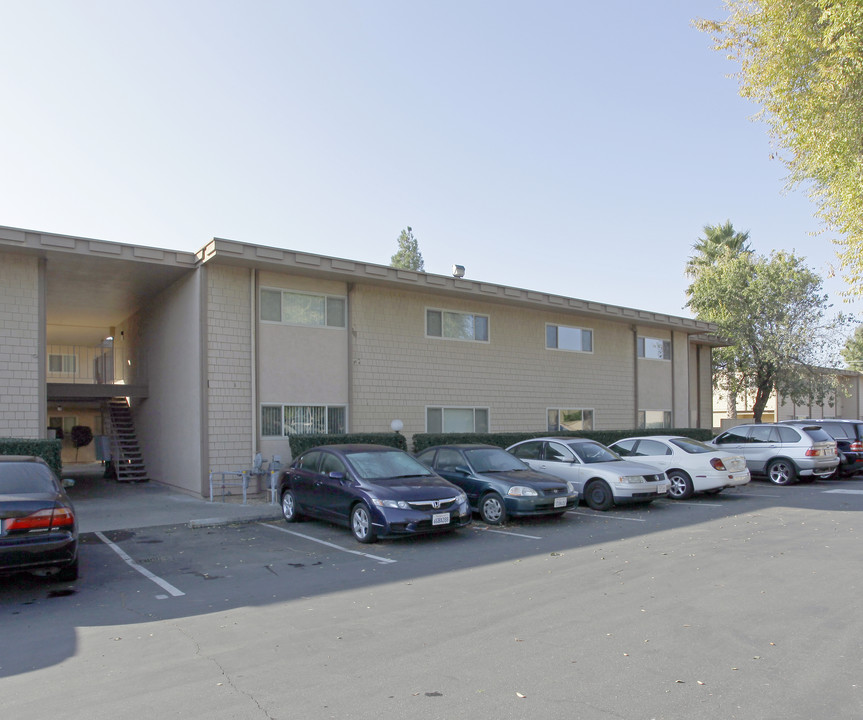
[
  {"left": 416, "top": 444, "right": 578, "bottom": 524},
  {"left": 278, "top": 444, "right": 471, "bottom": 543}
]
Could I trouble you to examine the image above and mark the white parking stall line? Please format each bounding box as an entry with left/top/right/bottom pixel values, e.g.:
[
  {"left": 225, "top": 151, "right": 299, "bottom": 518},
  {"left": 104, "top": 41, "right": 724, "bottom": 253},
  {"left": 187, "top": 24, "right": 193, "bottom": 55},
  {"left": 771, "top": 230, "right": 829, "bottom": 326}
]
[
  {"left": 567, "top": 511, "right": 646, "bottom": 522},
  {"left": 668, "top": 501, "right": 723, "bottom": 508},
  {"left": 261, "top": 523, "right": 397, "bottom": 564},
  {"left": 722, "top": 492, "right": 782, "bottom": 498},
  {"left": 479, "top": 528, "right": 543, "bottom": 540},
  {"left": 95, "top": 531, "right": 185, "bottom": 598},
  {"left": 823, "top": 489, "right": 863, "bottom": 495}
]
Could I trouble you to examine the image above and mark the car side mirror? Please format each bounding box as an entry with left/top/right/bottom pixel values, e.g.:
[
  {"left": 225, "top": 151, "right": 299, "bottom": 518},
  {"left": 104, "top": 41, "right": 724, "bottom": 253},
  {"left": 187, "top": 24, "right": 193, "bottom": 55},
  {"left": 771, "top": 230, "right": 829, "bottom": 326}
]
[
  {"left": 328, "top": 471, "right": 346, "bottom": 481},
  {"left": 62, "top": 478, "right": 75, "bottom": 488},
  {"left": 454, "top": 465, "right": 472, "bottom": 476}
]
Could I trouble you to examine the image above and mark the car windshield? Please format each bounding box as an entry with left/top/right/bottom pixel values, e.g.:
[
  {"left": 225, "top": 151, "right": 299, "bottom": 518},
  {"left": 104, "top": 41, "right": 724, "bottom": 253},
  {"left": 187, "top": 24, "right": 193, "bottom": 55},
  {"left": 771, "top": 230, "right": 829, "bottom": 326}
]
[
  {"left": 669, "top": 438, "right": 714, "bottom": 454},
  {"left": 345, "top": 450, "right": 435, "bottom": 480},
  {"left": 568, "top": 441, "right": 620, "bottom": 463},
  {"left": 0, "top": 463, "right": 58, "bottom": 494},
  {"left": 464, "top": 448, "right": 528, "bottom": 473}
]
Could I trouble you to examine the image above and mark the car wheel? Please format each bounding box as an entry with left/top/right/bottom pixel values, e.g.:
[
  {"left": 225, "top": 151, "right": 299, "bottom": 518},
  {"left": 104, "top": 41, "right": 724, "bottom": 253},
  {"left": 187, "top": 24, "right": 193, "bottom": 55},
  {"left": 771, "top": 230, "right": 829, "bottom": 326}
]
[
  {"left": 350, "top": 503, "right": 377, "bottom": 544},
  {"left": 584, "top": 480, "right": 614, "bottom": 511},
  {"left": 667, "top": 470, "right": 694, "bottom": 500},
  {"left": 479, "top": 492, "right": 507, "bottom": 525},
  {"left": 54, "top": 557, "right": 78, "bottom": 582},
  {"left": 281, "top": 489, "right": 303, "bottom": 522},
  {"left": 767, "top": 459, "right": 797, "bottom": 485}
]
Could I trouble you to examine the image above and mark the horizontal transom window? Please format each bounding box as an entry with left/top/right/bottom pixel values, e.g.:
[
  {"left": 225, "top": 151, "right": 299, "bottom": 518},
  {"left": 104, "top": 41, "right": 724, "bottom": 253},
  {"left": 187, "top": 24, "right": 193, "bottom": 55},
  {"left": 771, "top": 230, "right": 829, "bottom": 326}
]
[
  {"left": 638, "top": 410, "right": 671, "bottom": 429},
  {"left": 426, "top": 309, "right": 489, "bottom": 342},
  {"left": 638, "top": 336, "right": 671, "bottom": 360},
  {"left": 547, "top": 324, "right": 593, "bottom": 353},
  {"left": 261, "top": 288, "right": 346, "bottom": 328},
  {"left": 427, "top": 407, "right": 489, "bottom": 433},
  {"left": 548, "top": 408, "right": 594, "bottom": 432},
  {"left": 261, "top": 405, "right": 347, "bottom": 437}
]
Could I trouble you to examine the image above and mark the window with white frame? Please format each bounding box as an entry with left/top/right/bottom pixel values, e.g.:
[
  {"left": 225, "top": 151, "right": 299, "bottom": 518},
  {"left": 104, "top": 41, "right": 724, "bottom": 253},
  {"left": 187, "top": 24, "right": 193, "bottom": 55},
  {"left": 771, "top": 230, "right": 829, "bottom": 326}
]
[
  {"left": 637, "top": 336, "right": 671, "bottom": 360},
  {"left": 548, "top": 408, "right": 594, "bottom": 432},
  {"left": 427, "top": 407, "right": 489, "bottom": 433},
  {"left": 426, "top": 309, "right": 489, "bottom": 342},
  {"left": 638, "top": 410, "right": 672, "bottom": 429},
  {"left": 261, "top": 405, "right": 347, "bottom": 436},
  {"left": 260, "top": 288, "right": 346, "bottom": 328},
  {"left": 48, "top": 354, "right": 77, "bottom": 374},
  {"left": 546, "top": 324, "right": 593, "bottom": 353}
]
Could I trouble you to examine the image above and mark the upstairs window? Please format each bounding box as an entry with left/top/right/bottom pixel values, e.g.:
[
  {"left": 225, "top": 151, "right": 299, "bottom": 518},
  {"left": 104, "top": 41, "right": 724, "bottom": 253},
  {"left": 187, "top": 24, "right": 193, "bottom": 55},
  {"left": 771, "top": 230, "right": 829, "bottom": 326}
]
[
  {"left": 546, "top": 325, "right": 593, "bottom": 353},
  {"left": 48, "top": 354, "right": 77, "bottom": 374},
  {"left": 426, "top": 309, "right": 489, "bottom": 342},
  {"left": 637, "top": 336, "right": 671, "bottom": 360},
  {"left": 261, "top": 289, "right": 346, "bottom": 328}
]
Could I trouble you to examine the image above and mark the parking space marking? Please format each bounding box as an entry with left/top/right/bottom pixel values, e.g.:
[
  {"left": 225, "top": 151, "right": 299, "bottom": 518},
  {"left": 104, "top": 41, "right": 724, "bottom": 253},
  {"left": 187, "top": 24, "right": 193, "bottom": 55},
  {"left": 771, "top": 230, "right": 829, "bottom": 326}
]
[
  {"left": 722, "top": 492, "right": 782, "bottom": 498},
  {"left": 95, "top": 531, "right": 185, "bottom": 598},
  {"left": 823, "top": 489, "right": 863, "bottom": 495},
  {"left": 261, "top": 523, "right": 397, "bottom": 564},
  {"left": 667, "top": 501, "right": 723, "bottom": 507},
  {"left": 567, "top": 511, "right": 646, "bottom": 522},
  {"left": 479, "top": 528, "right": 543, "bottom": 539}
]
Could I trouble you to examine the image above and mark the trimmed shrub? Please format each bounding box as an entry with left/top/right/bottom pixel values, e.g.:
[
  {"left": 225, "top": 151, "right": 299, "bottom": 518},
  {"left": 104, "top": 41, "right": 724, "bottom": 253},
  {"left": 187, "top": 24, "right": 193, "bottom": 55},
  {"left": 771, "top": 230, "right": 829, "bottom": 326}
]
[
  {"left": 411, "top": 428, "right": 714, "bottom": 453},
  {"left": 288, "top": 433, "right": 408, "bottom": 458},
  {"left": 0, "top": 438, "right": 63, "bottom": 476}
]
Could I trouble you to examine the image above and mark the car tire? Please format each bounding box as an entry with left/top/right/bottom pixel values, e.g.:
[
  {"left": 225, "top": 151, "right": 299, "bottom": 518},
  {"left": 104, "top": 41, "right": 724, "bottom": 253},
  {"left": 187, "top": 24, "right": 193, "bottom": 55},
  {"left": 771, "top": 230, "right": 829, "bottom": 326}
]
[
  {"left": 55, "top": 557, "right": 78, "bottom": 582},
  {"left": 584, "top": 480, "right": 614, "bottom": 511},
  {"left": 767, "top": 459, "right": 797, "bottom": 485},
  {"left": 667, "top": 470, "right": 694, "bottom": 500},
  {"left": 479, "top": 492, "right": 507, "bottom": 525},
  {"left": 281, "top": 489, "right": 303, "bottom": 522},
  {"left": 350, "top": 503, "right": 377, "bottom": 544}
]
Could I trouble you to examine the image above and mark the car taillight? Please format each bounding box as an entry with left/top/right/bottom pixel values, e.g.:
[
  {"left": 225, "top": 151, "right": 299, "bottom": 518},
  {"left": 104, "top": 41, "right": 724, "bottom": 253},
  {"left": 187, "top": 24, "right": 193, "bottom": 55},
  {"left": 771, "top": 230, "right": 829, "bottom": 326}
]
[
  {"left": 850, "top": 442, "right": 863, "bottom": 452},
  {"left": 5, "top": 507, "right": 75, "bottom": 532},
  {"left": 805, "top": 448, "right": 819, "bottom": 457},
  {"left": 709, "top": 458, "right": 727, "bottom": 471}
]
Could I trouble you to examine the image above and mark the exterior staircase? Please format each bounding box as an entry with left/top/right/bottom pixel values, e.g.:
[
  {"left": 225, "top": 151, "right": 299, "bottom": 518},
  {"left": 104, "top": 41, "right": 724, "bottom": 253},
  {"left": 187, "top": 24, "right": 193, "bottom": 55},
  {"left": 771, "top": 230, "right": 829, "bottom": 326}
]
[{"left": 104, "top": 398, "right": 149, "bottom": 483}]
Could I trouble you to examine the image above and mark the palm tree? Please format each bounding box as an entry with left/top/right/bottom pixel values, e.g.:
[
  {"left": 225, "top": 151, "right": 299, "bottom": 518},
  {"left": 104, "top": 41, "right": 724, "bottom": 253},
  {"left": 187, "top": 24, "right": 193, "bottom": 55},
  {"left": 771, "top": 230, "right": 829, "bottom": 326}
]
[{"left": 685, "top": 220, "right": 752, "bottom": 278}]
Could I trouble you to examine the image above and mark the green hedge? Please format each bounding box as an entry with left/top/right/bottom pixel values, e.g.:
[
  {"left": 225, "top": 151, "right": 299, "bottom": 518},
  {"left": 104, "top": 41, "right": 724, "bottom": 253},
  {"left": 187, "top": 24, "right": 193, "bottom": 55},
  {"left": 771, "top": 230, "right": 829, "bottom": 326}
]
[
  {"left": 412, "top": 428, "right": 714, "bottom": 453},
  {"left": 0, "top": 438, "right": 63, "bottom": 476},
  {"left": 288, "top": 433, "right": 408, "bottom": 458}
]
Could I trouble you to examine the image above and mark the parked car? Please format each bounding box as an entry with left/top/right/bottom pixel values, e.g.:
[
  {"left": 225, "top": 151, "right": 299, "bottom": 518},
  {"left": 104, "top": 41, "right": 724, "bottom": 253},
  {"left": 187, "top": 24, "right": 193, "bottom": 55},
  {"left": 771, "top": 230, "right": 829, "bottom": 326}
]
[
  {"left": 506, "top": 437, "right": 670, "bottom": 511},
  {"left": 0, "top": 456, "right": 78, "bottom": 581},
  {"left": 711, "top": 423, "right": 839, "bottom": 485},
  {"left": 278, "top": 444, "right": 471, "bottom": 543},
  {"left": 608, "top": 435, "right": 750, "bottom": 499},
  {"left": 415, "top": 444, "right": 578, "bottom": 524},
  {"left": 779, "top": 419, "right": 863, "bottom": 478}
]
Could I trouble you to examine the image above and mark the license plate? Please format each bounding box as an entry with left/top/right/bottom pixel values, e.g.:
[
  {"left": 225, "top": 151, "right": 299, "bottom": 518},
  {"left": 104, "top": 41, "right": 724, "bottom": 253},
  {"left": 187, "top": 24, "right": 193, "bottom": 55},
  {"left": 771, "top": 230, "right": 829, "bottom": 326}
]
[
  {"left": 657, "top": 485, "right": 667, "bottom": 494},
  {"left": 554, "top": 496, "right": 567, "bottom": 508},
  {"left": 432, "top": 512, "right": 450, "bottom": 526}
]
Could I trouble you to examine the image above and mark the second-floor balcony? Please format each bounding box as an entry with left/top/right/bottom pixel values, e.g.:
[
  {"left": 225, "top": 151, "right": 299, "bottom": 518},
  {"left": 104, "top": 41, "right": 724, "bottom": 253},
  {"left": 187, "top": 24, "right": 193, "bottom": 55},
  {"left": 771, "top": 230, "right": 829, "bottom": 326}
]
[{"left": 46, "top": 344, "right": 148, "bottom": 399}]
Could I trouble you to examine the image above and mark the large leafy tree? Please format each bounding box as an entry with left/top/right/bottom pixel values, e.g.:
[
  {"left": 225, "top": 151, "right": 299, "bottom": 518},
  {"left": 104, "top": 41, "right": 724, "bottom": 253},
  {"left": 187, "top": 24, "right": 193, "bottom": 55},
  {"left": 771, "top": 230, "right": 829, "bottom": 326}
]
[
  {"left": 390, "top": 226, "right": 425, "bottom": 271},
  {"left": 695, "top": 1, "right": 863, "bottom": 294},
  {"left": 840, "top": 325, "right": 863, "bottom": 369},
  {"left": 687, "top": 247, "right": 847, "bottom": 422}
]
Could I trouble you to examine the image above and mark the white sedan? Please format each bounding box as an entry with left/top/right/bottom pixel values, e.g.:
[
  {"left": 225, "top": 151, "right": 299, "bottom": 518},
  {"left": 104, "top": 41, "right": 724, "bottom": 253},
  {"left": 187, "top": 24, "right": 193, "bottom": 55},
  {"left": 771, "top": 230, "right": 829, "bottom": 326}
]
[{"left": 608, "top": 435, "right": 750, "bottom": 499}]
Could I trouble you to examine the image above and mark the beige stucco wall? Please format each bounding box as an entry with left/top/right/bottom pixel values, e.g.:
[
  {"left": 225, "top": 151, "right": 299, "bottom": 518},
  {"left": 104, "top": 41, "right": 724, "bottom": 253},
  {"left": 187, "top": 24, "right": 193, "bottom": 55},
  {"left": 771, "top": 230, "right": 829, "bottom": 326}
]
[
  {"left": 0, "top": 253, "right": 43, "bottom": 437},
  {"left": 207, "top": 265, "right": 254, "bottom": 477},
  {"left": 133, "top": 271, "right": 205, "bottom": 494}
]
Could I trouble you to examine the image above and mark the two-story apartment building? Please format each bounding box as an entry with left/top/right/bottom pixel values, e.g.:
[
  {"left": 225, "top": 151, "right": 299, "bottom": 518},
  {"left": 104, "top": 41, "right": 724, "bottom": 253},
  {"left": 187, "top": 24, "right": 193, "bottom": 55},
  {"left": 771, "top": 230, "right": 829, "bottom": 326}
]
[{"left": 0, "top": 224, "right": 719, "bottom": 497}]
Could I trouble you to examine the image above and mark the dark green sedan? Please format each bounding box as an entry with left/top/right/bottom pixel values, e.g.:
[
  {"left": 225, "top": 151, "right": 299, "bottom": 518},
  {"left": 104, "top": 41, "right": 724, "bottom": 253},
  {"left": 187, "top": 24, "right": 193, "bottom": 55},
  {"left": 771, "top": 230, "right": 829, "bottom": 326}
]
[{"left": 415, "top": 444, "right": 578, "bottom": 525}]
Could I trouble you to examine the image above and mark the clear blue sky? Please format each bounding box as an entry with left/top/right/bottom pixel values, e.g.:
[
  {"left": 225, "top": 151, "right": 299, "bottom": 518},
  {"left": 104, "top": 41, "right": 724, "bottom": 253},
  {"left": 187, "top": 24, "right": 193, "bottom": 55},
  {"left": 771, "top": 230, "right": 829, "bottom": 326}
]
[{"left": 0, "top": 0, "right": 856, "bottom": 321}]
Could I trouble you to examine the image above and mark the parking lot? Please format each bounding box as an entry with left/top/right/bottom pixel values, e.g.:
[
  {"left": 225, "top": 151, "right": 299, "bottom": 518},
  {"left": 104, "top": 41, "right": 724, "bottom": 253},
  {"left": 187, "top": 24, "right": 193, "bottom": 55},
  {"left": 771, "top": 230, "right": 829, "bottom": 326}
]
[{"left": 3, "top": 478, "right": 863, "bottom": 719}]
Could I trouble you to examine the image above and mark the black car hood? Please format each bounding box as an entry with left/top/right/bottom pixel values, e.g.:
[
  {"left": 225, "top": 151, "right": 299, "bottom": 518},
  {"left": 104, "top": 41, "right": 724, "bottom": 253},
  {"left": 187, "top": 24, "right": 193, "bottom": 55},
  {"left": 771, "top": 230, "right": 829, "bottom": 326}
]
[
  {"left": 476, "top": 469, "right": 567, "bottom": 488},
  {"left": 367, "top": 475, "right": 462, "bottom": 498}
]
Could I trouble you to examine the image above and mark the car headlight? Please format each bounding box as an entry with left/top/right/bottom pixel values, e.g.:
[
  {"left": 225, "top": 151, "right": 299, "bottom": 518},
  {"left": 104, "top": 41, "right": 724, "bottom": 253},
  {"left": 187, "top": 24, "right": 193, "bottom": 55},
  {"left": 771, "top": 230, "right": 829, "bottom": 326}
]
[
  {"left": 567, "top": 481, "right": 578, "bottom": 493},
  {"left": 617, "top": 475, "right": 645, "bottom": 484},
  {"left": 507, "top": 486, "right": 539, "bottom": 497},
  {"left": 455, "top": 492, "right": 468, "bottom": 505},
  {"left": 372, "top": 498, "right": 410, "bottom": 509}
]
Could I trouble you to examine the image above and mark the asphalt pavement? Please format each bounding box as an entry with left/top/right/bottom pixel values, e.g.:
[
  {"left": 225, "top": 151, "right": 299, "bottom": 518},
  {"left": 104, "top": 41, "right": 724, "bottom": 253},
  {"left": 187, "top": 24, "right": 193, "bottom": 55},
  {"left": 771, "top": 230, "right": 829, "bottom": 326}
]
[{"left": 63, "top": 463, "right": 282, "bottom": 532}]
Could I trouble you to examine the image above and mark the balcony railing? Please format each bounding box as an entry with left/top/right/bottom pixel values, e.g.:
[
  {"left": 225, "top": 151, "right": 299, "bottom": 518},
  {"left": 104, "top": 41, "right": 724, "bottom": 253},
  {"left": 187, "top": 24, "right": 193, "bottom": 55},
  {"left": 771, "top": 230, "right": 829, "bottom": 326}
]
[{"left": 47, "top": 345, "right": 145, "bottom": 386}]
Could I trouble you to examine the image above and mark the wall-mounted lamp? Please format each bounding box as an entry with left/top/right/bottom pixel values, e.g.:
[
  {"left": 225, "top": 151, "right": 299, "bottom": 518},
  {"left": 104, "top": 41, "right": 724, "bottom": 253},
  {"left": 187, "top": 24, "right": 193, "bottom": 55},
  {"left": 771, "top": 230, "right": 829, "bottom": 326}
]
[{"left": 390, "top": 419, "right": 404, "bottom": 433}]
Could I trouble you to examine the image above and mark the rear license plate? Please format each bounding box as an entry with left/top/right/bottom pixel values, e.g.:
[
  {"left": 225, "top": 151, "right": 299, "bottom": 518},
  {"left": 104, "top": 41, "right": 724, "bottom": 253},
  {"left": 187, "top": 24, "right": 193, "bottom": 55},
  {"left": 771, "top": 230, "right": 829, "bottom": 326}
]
[
  {"left": 432, "top": 512, "right": 450, "bottom": 526},
  {"left": 554, "top": 496, "right": 567, "bottom": 508},
  {"left": 657, "top": 485, "right": 667, "bottom": 494}
]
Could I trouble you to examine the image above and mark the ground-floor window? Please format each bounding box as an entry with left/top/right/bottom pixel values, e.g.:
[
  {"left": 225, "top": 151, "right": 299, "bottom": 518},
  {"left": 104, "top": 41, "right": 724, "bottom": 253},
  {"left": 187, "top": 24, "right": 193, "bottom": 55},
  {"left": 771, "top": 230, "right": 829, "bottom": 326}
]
[
  {"left": 548, "top": 408, "right": 594, "bottom": 432},
  {"left": 261, "top": 405, "right": 347, "bottom": 436},
  {"left": 638, "top": 410, "right": 672, "bottom": 429},
  {"left": 426, "top": 407, "right": 489, "bottom": 433}
]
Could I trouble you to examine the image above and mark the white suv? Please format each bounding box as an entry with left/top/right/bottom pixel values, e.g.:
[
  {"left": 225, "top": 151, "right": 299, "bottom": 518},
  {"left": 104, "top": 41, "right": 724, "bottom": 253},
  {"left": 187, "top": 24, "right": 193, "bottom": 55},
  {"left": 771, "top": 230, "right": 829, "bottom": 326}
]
[{"left": 711, "top": 423, "right": 838, "bottom": 485}]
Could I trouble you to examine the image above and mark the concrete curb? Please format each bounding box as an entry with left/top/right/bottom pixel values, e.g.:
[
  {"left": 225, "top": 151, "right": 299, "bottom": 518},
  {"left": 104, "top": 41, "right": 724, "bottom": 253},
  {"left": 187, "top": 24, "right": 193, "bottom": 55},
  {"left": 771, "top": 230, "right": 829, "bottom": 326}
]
[{"left": 188, "top": 511, "right": 282, "bottom": 529}]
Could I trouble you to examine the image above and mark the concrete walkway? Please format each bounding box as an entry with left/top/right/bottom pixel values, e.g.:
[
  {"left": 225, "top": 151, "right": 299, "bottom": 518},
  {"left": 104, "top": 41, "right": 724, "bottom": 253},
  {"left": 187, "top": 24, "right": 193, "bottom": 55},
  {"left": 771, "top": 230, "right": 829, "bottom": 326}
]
[{"left": 62, "top": 464, "right": 282, "bottom": 533}]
